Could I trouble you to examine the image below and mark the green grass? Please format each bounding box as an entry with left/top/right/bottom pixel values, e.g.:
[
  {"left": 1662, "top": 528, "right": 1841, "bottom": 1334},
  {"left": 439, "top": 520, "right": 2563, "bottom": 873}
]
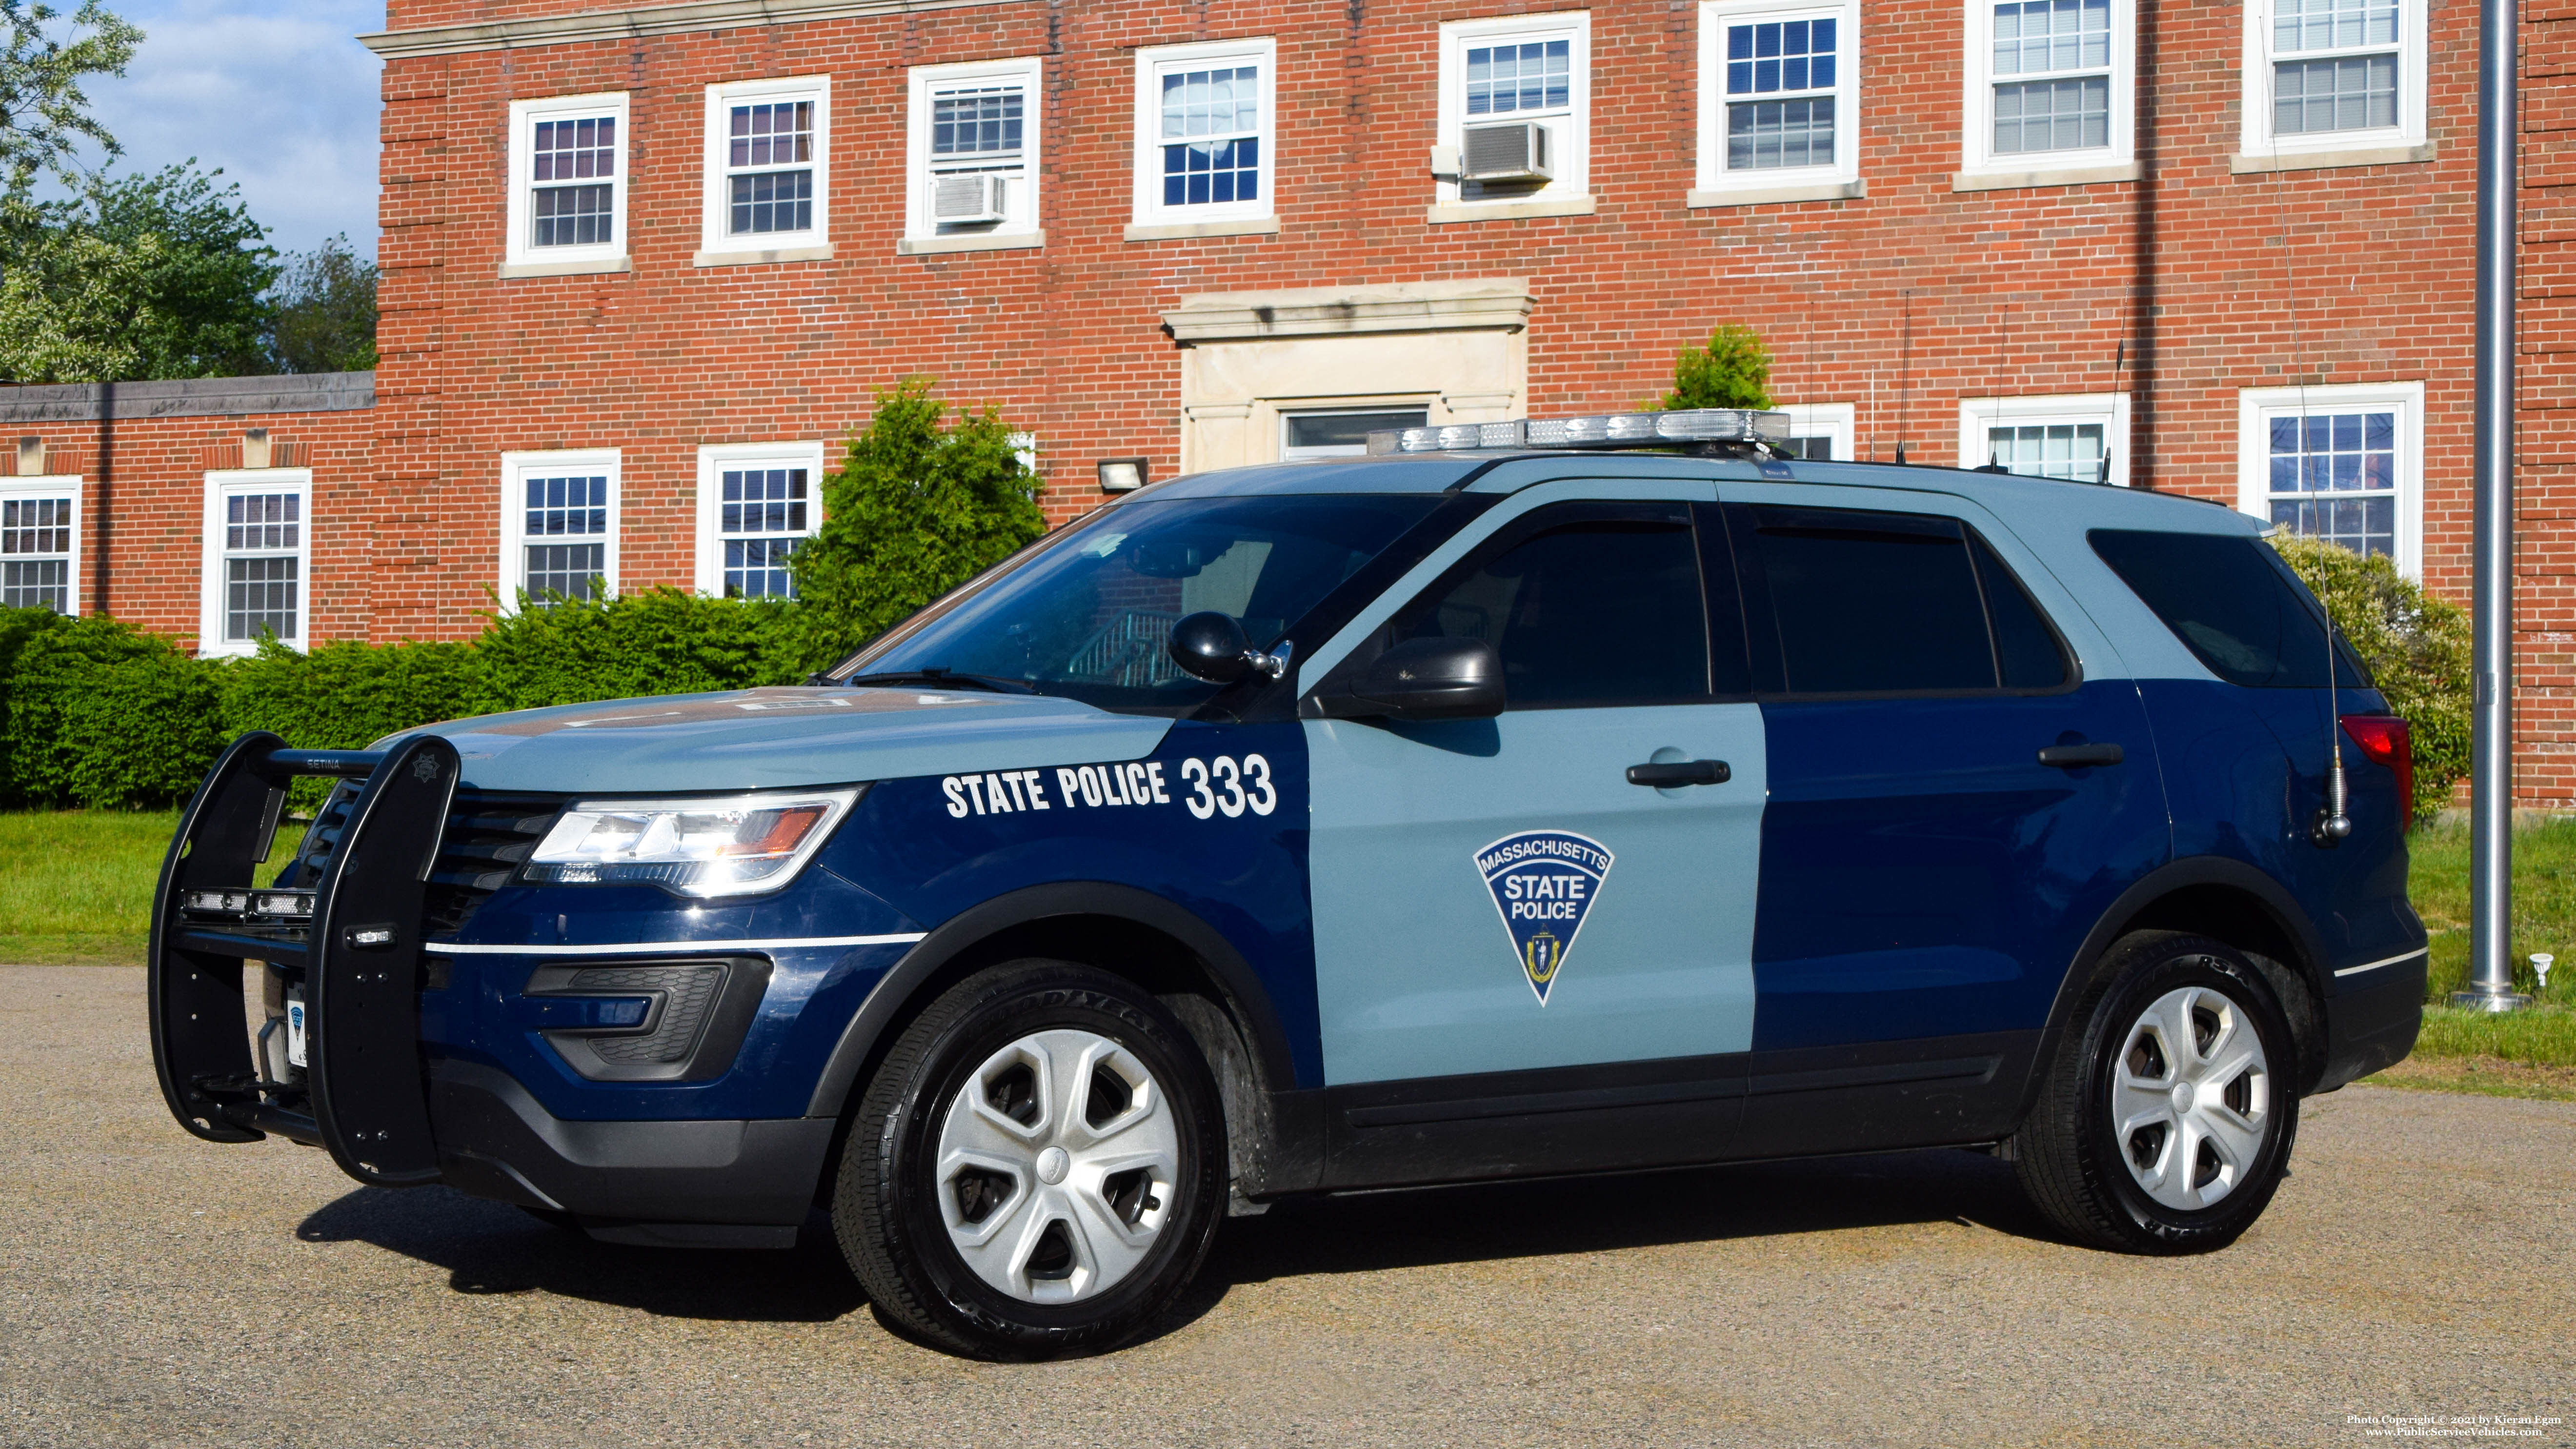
[
  {"left": 2403, "top": 816, "right": 2576, "bottom": 1006},
  {"left": 0, "top": 810, "right": 300, "bottom": 966}
]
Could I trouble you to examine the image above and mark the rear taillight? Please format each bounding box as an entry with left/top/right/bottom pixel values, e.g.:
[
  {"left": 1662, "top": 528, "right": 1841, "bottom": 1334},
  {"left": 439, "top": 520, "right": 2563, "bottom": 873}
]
[{"left": 2340, "top": 714, "right": 2414, "bottom": 825}]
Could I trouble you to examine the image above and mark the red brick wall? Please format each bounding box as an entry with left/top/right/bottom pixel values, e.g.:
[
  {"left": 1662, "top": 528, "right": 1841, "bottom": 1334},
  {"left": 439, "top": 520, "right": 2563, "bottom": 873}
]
[{"left": 26, "top": 0, "right": 2576, "bottom": 801}]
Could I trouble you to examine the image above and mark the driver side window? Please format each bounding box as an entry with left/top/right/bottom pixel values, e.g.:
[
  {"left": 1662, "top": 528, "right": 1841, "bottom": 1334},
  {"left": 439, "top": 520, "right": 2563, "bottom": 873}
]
[{"left": 1391, "top": 503, "right": 1711, "bottom": 708}]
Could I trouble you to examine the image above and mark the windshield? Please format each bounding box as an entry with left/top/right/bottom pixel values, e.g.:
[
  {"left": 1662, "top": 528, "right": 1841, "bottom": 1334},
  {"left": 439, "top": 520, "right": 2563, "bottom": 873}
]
[{"left": 833, "top": 493, "right": 1443, "bottom": 713}]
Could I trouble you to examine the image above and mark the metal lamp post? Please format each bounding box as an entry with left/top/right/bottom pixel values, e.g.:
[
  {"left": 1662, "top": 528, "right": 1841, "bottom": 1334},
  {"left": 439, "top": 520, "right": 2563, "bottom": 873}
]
[{"left": 2458, "top": 0, "right": 2535, "bottom": 1013}]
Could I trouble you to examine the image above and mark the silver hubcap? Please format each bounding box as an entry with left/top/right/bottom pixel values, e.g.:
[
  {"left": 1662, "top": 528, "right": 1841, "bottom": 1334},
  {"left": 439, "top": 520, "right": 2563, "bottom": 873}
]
[
  {"left": 933, "top": 1029, "right": 1181, "bottom": 1304},
  {"left": 2111, "top": 985, "right": 2273, "bottom": 1210}
]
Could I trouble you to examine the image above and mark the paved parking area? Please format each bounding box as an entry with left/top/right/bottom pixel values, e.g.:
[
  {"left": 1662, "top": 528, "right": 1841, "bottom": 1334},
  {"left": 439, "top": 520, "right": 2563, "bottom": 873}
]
[{"left": 3, "top": 965, "right": 2571, "bottom": 1448}]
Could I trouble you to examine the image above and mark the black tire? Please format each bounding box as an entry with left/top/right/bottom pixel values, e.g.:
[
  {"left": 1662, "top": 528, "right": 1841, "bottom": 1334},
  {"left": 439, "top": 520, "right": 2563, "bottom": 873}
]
[
  {"left": 832, "top": 960, "right": 1226, "bottom": 1358},
  {"left": 2012, "top": 931, "right": 2301, "bottom": 1254}
]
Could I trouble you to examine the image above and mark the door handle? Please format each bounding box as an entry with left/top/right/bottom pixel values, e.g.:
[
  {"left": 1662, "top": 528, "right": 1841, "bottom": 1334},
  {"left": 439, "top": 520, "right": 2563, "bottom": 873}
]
[
  {"left": 1626, "top": 759, "right": 1731, "bottom": 787},
  {"left": 2036, "top": 743, "right": 2124, "bottom": 768}
]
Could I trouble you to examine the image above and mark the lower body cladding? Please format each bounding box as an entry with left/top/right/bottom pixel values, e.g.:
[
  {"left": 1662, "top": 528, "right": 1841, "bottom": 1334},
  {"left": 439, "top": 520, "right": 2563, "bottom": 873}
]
[
  {"left": 430, "top": 1060, "right": 833, "bottom": 1248},
  {"left": 2318, "top": 948, "right": 2429, "bottom": 1092}
]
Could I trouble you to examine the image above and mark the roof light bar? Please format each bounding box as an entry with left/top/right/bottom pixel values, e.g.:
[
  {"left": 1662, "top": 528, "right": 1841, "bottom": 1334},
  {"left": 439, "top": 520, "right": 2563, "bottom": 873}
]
[{"left": 1366, "top": 407, "right": 1791, "bottom": 455}]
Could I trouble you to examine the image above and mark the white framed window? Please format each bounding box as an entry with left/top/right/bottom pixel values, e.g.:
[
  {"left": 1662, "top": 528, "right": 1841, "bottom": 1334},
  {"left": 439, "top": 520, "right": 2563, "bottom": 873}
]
[
  {"left": 199, "top": 470, "right": 312, "bottom": 655},
  {"left": 1278, "top": 406, "right": 1432, "bottom": 460},
  {"left": 695, "top": 442, "right": 824, "bottom": 599},
  {"left": 1694, "top": 0, "right": 1859, "bottom": 199},
  {"left": 500, "top": 450, "right": 620, "bottom": 609},
  {"left": 504, "top": 92, "right": 629, "bottom": 274},
  {"left": 906, "top": 56, "right": 1044, "bottom": 251},
  {"left": 1133, "top": 38, "right": 1276, "bottom": 230},
  {"left": 2235, "top": 382, "right": 2423, "bottom": 576},
  {"left": 1435, "top": 13, "right": 1591, "bottom": 214},
  {"left": 0, "top": 476, "right": 79, "bottom": 614},
  {"left": 2237, "top": 0, "right": 2425, "bottom": 164},
  {"left": 1959, "top": 0, "right": 2134, "bottom": 182},
  {"left": 699, "top": 76, "right": 829, "bottom": 262},
  {"left": 1958, "top": 394, "right": 2132, "bottom": 486},
  {"left": 1775, "top": 402, "right": 1856, "bottom": 460}
]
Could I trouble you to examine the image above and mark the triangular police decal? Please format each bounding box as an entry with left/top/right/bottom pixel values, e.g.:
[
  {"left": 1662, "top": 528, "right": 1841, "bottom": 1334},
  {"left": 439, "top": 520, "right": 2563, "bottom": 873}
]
[{"left": 1474, "top": 830, "right": 1614, "bottom": 1006}]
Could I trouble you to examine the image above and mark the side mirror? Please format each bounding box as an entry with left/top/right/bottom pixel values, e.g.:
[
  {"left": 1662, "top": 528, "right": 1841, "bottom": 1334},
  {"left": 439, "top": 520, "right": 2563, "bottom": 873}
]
[
  {"left": 1321, "top": 637, "right": 1505, "bottom": 721},
  {"left": 1169, "top": 611, "right": 1259, "bottom": 684}
]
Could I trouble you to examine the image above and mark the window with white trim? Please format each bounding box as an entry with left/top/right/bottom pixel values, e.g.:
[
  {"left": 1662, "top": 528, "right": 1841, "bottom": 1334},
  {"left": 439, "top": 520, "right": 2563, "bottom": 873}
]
[
  {"left": 1959, "top": 0, "right": 2133, "bottom": 178},
  {"left": 2235, "top": 383, "right": 2423, "bottom": 575},
  {"left": 200, "top": 471, "right": 312, "bottom": 655},
  {"left": 2238, "top": 0, "right": 2424, "bottom": 161},
  {"left": 1776, "top": 402, "right": 1856, "bottom": 460},
  {"left": 1133, "top": 39, "right": 1275, "bottom": 228},
  {"left": 0, "top": 478, "right": 77, "bottom": 613},
  {"left": 1695, "top": 0, "right": 1859, "bottom": 195},
  {"left": 504, "top": 93, "right": 628, "bottom": 271},
  {"left": 695, "top": 443, "right": 824, "bottom": 599},
  {"left": 500, "top": 451, "right": 619, "bottom": 607},
  {"left": 702, "top": 77, "right": 829, "bottom": 259},
  {"left": 1959, "top": 394, "right": 2131, "bottom": 486},
  {"left": 907, "top": 57, "right": 1043, "bottom": 243},
  {"left": 1437, "top": 14, "right": 1591, "bottom": 210}
]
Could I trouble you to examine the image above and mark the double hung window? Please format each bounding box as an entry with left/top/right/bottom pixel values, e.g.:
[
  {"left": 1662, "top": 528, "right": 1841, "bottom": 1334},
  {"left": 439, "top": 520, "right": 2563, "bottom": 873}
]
[
  {"left": 2238, "top": 0, "right": 2423, "bottom": 163},
  {"left": 1695, "top": 1, "right": 1858, "bottom": 199},
  {"left": 502, "top": 452, "right": 619, "bottom": 608},
  {"left": 1959, "top": 395, "right": 2131, "bottom": 486},
  {"left": 0, "top": 479, "right": 76, "bottom": 613},
  {"left": 696, "top": 444, "right": 824, "bottom": 599},
  {"left": 907, "top": 58, "right": 1043, "bottom": 246},
  {"left": 505, "top": 94, "right": 628, "bottom": 272},
  {"left": 1959, "top": 0, "right": 2133, "bottom": 182},
  {"left": 200, "top": 471, "right": 312, "bottom": 655},
  {"left": 1436, "top": 14, "right": 1591, "bottom": 213},
  {"left": 701, "top": 78, "right": 828, "bottom": 260},
  {"left": 1132, "top": 40, "right": 1274, "bottom": 229},
  {"left": 2235, "top": 383, "right": 2422, "bottom": 575}
]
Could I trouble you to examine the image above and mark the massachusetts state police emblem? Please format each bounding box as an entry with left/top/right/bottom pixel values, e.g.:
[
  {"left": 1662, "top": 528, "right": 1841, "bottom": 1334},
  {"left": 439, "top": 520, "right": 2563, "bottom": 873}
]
[{"left": 1474, "top": 830, "right": 1614, "bottom": 1006}]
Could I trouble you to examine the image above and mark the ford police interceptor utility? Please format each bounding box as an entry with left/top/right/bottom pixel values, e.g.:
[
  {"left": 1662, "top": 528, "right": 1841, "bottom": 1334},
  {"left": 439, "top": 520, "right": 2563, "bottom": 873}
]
[{"left": 148, "top": 407, "right": 2427, "bottom": 1358}]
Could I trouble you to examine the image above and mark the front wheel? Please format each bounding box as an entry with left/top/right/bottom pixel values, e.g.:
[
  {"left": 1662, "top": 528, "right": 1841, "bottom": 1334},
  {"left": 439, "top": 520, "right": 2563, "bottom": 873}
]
[
  {"left": 833, "top": 961, "right": 1226, "bottom": 1357},
  {"left": 2012, "top": 932, "right": 2300, "bottom": 1253}
]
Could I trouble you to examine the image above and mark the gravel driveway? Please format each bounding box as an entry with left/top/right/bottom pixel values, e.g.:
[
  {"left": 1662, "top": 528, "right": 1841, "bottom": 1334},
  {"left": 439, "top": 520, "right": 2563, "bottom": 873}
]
[{"left": 4, "top": 965, "right": 2569, "bottom": 1448}]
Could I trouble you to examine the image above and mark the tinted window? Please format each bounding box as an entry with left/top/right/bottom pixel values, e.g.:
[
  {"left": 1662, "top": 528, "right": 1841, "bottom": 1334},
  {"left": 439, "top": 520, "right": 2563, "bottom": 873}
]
[
  {"left": 841, "top": 494, "right": 1440, "bottom": 712},
  {"left": 2089, "top": 529, "right": 2365, "bottom": 689},
  {"left": 1396, "top": 511, "right": 1710, "bottom": 706},
  {"left": 1971, "top": 532, "right": 2072, "bottom": 689},
  {"left": 1746, "top": 507, "right": 1997, "bottom": 693}
]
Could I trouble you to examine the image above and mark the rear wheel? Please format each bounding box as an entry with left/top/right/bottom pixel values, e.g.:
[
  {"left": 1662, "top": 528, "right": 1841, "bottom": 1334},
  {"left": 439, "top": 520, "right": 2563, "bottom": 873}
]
[
  {"left": 2013, "top": 932, "right": 2299, "bottom": 1253},
  {"left": 833, "top": 961, "right": 1225, "bottom": 1357}
]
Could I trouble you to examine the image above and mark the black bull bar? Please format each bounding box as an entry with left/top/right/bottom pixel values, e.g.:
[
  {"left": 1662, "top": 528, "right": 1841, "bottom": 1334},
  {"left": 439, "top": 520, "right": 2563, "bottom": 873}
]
[{"left": 148, "top": 730, "right": 460, "bottom": 1187}]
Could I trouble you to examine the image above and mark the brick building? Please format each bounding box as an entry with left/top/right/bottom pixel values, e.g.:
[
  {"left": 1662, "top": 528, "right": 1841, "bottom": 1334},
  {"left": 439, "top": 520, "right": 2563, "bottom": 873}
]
[{"left": 2, "top": 0, "right": 2570, "bottom": 799}]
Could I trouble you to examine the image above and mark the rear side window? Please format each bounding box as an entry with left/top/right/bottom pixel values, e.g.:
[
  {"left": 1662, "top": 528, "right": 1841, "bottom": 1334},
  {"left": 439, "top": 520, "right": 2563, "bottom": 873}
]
[
  {"left": 2088, "top": 529, "right": 2365, "bottom": 689},
  {"left": 1732, "top": 505, "right": 2071, "bottom": 695},
  {"left": 1392, "top": 505, "right": 1711, "bottom": 707}
]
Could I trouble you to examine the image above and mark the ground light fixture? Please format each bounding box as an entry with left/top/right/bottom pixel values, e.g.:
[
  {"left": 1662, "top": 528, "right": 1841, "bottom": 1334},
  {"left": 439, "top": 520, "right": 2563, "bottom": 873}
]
[
  {"left": 1097, "top": 458, "right": 1148, "bottom": 492},
  {"left": 1366, "top": 407, "right": 1793, "bottom": 454}
]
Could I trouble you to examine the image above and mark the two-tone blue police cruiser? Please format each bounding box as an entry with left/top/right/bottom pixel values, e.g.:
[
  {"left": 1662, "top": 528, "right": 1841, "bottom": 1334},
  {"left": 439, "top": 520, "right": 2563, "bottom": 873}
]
[{"left": 148, "top": 407, "right": 2427, "bottom": 1358}]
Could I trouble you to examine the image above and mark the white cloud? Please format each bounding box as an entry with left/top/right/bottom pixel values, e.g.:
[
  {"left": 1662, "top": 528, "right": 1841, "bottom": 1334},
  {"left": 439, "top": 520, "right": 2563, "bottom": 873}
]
[{"left": 84, "top": 0, "right": 383, "bottom": 259}]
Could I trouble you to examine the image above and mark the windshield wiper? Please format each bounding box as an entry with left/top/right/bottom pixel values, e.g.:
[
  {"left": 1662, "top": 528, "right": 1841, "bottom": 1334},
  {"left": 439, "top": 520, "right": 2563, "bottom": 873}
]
[{"left": 835, "top": 667, "right": 1037, "bottom": 695}]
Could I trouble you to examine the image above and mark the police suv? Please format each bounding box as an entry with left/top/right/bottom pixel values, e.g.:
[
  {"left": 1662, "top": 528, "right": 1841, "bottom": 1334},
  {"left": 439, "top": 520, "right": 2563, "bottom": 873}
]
[{"left": 149, "top": 407, "right": 2427, "bottom": 1358}]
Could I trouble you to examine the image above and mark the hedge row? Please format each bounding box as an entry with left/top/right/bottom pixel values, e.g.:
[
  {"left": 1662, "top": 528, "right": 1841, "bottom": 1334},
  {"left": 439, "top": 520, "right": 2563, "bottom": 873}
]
[{"left": 0, "top": 590, "right": 813, "bottom": 809}]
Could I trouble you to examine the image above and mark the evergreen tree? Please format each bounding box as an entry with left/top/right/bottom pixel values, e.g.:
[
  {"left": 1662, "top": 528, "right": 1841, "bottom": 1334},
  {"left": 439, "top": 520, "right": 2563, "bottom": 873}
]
[{"left": 1661, "top": 323, "right": 1775, "bottom": 410}]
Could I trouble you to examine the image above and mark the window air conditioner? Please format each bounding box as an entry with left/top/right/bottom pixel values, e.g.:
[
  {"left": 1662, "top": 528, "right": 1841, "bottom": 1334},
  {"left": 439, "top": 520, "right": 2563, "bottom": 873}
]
[
  {"left": 932, "top": 174, "right": 1008, "bottom": 224},
  {"left": 1461, "top": 122, "right": 1552, "bottom": 182}
]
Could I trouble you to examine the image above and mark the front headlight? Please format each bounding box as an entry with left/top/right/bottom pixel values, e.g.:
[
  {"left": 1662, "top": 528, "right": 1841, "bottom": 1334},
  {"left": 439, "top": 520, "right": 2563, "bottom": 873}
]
[{"left": 522, "top": 788, "right": 861, "bottom": 897}]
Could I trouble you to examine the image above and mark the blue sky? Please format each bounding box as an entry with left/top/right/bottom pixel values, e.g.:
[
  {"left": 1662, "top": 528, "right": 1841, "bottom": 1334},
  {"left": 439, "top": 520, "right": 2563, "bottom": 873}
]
[{"left": 82, "top": 0, "right": 384, "bottom": 259}]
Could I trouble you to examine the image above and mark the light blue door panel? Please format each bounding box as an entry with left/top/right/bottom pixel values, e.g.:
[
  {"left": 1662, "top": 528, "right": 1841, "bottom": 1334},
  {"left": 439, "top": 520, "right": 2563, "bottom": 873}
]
[{"left": 1307, "top": 704, "right": 1767, "bottom": 1085}]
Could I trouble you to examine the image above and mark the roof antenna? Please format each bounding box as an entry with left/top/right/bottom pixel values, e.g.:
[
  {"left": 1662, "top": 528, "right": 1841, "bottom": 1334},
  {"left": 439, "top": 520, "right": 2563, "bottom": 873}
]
[
  {"left": 2312, "top": 586, "right": 2353, "bottom": 845},
  {"left": 2101, "top": 339, "right": 2126, "bottom": 486},
  {"left": 1894, "top": 288, "right": 1914, "bottom": 465}
]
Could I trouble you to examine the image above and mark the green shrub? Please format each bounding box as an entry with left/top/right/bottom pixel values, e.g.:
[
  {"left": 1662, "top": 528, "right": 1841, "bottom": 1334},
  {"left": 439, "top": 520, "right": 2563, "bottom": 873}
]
[
  {"left": 5, "top": 614, "right": 225, "bottom": 808},
  {"left": 791, "top": 376, "right": 1046, "bottom": 669},
  {"left": 2270, "top": 534, "right": 2471, "bottom": 824},
  {"left": 0, "top": 604, "right": 70, "bottom": 791},
  {"left": 471, "top": 587, "right": 807, "bottom": 712},
  {"left": 1660, "top": 323, "right": 1774, "bottom": 411}
]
